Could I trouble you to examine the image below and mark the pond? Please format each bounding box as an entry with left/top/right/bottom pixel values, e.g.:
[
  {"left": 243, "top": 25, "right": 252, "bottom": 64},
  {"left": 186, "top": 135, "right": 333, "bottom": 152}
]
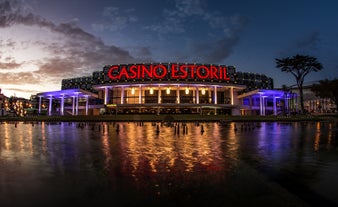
[{"left": 0, "top": 121, "right": 337, "bottom": 207}]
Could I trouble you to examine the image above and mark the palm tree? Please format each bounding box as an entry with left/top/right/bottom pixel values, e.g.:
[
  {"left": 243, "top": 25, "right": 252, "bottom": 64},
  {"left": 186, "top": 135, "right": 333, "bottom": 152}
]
[{"left": 275, "top": 54, "right": 323, "bottom": 114}]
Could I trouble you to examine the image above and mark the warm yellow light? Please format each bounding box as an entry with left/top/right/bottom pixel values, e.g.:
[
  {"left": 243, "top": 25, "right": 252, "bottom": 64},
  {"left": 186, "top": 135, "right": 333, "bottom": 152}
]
[
  {"left": 201, "top": 88, "right": 205, "bottom": 95},
  {"left": 150, "top": 88, "right": 154, "bottom": 95},
  {"left": 131, "top": 87, "right": 135, "bottom": 95},
  {"left": 166, "top": 88, "right": 170, "bottom": 94},
  {"left": 185, "top": 87, "right": 189, "bottom": 94}
]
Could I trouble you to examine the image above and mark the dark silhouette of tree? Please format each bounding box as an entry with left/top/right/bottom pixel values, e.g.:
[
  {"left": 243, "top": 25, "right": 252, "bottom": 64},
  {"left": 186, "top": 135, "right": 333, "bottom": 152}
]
[
  {"left": 311, "top": 79, "right": 338, "bottom": 113},
  {"left": 275, "top": 54, "right": 323, "bottom": 114}
]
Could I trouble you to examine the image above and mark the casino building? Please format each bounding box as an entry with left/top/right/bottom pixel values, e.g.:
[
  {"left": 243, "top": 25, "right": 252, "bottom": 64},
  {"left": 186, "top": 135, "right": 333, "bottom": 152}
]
[{"left": 36, "top": 63, "right": 295, "bottom": 116}]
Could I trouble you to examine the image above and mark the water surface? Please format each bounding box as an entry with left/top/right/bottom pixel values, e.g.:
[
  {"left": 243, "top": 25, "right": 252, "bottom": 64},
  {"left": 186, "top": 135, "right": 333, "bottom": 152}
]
[{"left": 0, "top": 121, "right": 337, "bottom": 207}]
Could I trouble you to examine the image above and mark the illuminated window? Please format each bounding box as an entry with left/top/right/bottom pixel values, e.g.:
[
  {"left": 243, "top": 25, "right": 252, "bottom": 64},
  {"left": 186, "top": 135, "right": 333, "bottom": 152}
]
[
  {"left": 185, "top": 87, "right": 189, "bottom": 94},
  {"left": 166, "top": 88, "right": 170, "bottom": 94},
  {"left": 150, "top": 88, "right": 154, "bottom": 95}
]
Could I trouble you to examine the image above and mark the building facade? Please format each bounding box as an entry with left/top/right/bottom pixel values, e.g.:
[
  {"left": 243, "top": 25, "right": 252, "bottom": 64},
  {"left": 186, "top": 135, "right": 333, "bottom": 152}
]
[{"left": 36, "top": 63, "right": 294, "bottom": 116}]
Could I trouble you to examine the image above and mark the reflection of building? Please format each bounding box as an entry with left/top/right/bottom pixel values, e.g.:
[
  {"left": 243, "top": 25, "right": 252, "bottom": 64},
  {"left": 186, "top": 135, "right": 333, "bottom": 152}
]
[{"left": 36, "top": 63, "right": 294, "bottom": 116}]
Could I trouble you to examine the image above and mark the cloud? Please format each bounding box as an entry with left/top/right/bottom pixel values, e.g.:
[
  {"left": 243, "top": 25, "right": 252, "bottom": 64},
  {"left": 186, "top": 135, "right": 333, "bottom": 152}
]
[
  {"left": 0, "top": 39, "right": 23, "bottom": 69},
  {"left": 279, "top": 31, "right": 321, "bottom": 57},
  {"left": 0, "top": 71, "right": 42, "bottom": 85},
  {"left": 144, "top": 0, "right": 248, "bottom": 63},
  {"left": 0, "top": 0, "right": 250, "bottom": 97},
  {"left": 295, "top": 31, "right": 320, "bottom": 51},
  {"left": 2, "top": 87, "right": 38, "bottom": 94},
  {"left": 175, "top": 0, "right": 205, "bottom": 16},
  {"left": 91, "top": 6, "right": 138, "bottom": 32},
  {"left": 144, "top": 0, "right": 205, "bottom": 34},
  {"left": 0, "top": 60, "right": 22, "bottom": 69},
  {"left": 0, "top": 0, "right": 48, "bottom": 28},
  {"left": 193, "top": 15, "right": 248, "bottom": 62},
  {"left": 192, "top": 35, "right": 240, "bottom": 63},
  {"left": 0, "top": 39, "right": 16, "bottom": 48},
  {"left": 36, "top": 42, "right": 137, "bottom": 78},
  {"left": 144, "top": 8, "right": 186, "bottom": 34},
  {"left": 0, "top": 0, "right": 136, "bottom": 63},
  {"left": 0, "top": 0, "right": 138, "bottom": 97},
  {"left": 128, "top": 46, "right": 153, "bottom": 61}
]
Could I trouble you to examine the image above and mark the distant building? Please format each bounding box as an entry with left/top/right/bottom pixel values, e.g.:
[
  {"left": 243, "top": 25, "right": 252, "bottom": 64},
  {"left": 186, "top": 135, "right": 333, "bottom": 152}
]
[
  {"left": 290, "top": 82, "right": 337, "bottom": 114},
  {"left": 0, "top": 89, "right": 8, "bottom": 116}
]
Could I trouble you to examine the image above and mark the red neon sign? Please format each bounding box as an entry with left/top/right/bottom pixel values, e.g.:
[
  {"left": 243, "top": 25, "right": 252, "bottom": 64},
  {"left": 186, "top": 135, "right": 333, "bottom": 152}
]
[{"left": 108, "top": 63, "right": 230, "bottom": 81}]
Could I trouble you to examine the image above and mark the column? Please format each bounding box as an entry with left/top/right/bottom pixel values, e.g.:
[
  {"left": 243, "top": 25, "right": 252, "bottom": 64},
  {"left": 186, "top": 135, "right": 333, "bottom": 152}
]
[
  {"left": 249, "top": 96, "right": 253, "bottom": 115},
  {"left": 157, "top": 85, "right": 161, "bottom": 115},
  {"left": 262, "top": 97, "right": 266, "bottom": 116},
  {"left": 214, "top": 86, "right": 217, "bottom": 115},
  {"left": 48, "top": 96, "right": 53, "bottom": 116},
  {"left": 196, "top": 87, "right": 200, "bottom": 114},
  {"left": 273, "top": 96, "right": 277, "bottom": 115},
  {"left": 196, "top": 87, "right": 199, "bottom": 104},
  {"left": 259, "top": 94, "right": 263, "bottom": 116},
  {"left": 139, "top": 85, "right": 142, "bottom": 104},
  {"left": 285, "top": 94, "right": 289, "bottom": 114},
  {"left": 38, "top": 96, "right": 42, "bottom": 114},
  {"left": 291, "top": 93, "right": 295, "bottom": 112},
  {"left": 158, "top": 85, "right": 161, "bottom": 104},
  {"left": 176, "top": 85, "right": 180, "bottom": 104},
  {"left": 85, "top": 95, "right": 89, "bottom": 115},
  {"left": 75, "top": 93, "right": 79, "bottom": 115},
  {"left": 139, "top": 85, "right": 142, "bottom": 113},
  {"left": 214, "top": 86, "right": 217, "bottom": 104},
  {"left": 208, "top": 88, "right": 212, "bottom": 103},
  {"left": 295, "top": 93, "right": 298, "bottom": 112},
  {"left": 104, "top": 87, "right": 109, "bottom": 105},
  {"left": 72, "top": 96, "right": 75, "bottom": 115},
  {"left": 121, "top": 87, "right": 125, "bottom": 104},
  {"left": 230, "top": 87, "right": 234, "bottom": 105},
  {"left": 60, "top": 95, "right": 65, "bottom": 116}
]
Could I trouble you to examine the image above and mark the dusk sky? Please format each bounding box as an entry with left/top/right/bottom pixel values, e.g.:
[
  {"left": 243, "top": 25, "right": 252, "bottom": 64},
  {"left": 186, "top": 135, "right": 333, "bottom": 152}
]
[{"left": 1, "top": 0, "right": 338, "bottom": 98}]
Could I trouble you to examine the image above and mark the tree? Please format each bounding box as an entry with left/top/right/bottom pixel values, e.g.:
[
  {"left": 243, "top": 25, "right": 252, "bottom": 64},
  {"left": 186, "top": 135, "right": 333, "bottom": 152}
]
[
  {"left": 311, "top": 79, "right": 338, "bottom": 113},
  {"left": 275, "top": 54, "right": 323, "bottom": 114}
]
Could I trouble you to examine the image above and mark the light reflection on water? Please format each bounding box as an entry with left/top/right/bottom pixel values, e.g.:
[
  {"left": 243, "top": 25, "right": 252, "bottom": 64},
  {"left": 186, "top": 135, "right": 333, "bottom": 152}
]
[
  {"left": 117, "top": 122, "right": 225, "bottom": 175},
  {"left": 0, "top": 121, "right": 337, "bottom": 206}
]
